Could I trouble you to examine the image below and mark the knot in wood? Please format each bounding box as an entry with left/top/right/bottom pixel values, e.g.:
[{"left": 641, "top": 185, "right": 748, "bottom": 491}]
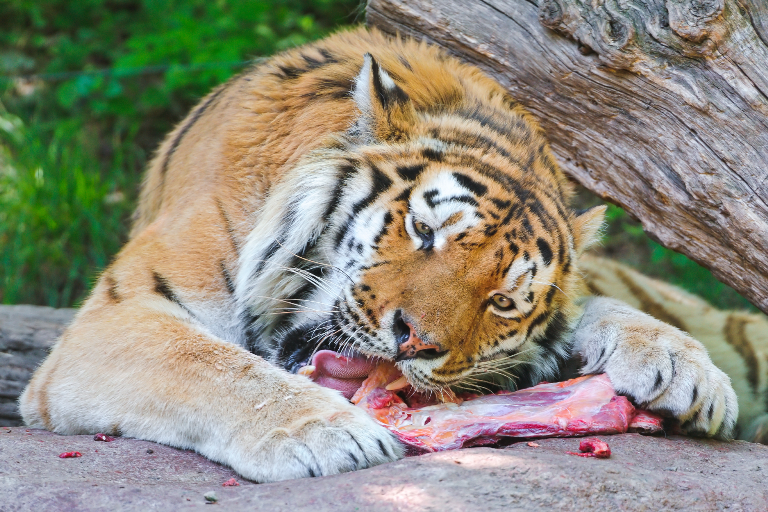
[
  {"left": 666, "top": 0, "right": 725, "bottom": 43},
  {"left": 601, "top": 15, "right": 634, "bottom": 49},
  {"left": 539, "top": 0, "right": 565, "bottom": 31}
]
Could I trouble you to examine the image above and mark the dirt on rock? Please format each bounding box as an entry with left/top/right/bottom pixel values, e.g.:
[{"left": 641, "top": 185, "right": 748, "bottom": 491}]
[{"left": 1, "top": 429, "right": 766, "bottom": 511}]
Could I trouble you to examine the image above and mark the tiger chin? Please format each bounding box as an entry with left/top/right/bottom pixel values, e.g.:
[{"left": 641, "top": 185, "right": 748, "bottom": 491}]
[{"left": 20, "top": 27, "right": 738, "bottom": 482}]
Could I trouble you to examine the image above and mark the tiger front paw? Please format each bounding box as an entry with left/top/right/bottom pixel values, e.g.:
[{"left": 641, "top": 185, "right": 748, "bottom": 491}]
[
  {"left": 230, "top": 390, "right": 402, "bottom": 482},
  {"left": 573, "top": 297, "right": 738, "bottom": 439}
]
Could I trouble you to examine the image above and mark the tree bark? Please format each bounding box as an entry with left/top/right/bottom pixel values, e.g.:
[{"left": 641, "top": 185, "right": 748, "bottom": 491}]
[
  {"left": 366, "top": 0, "right": 768, "bottom": 314},
  {"left": 0, "top": 305, "right": 74, "bottom": 425}
]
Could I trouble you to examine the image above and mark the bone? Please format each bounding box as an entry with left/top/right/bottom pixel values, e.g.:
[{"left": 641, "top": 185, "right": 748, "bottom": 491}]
[
  {"left": 385, "top": 376, "right": 410, "bottom": 391},
  {"left": 298, "top": 365, "right": 316, "bottom": 377}
]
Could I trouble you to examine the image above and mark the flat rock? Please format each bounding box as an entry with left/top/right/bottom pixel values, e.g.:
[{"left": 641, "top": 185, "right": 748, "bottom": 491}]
[
  {"left": 1, "top": 429, "right": 766, "bottom": 511},
  {"left": 0, "top": 305, "right": 75, "bottom": 425}
]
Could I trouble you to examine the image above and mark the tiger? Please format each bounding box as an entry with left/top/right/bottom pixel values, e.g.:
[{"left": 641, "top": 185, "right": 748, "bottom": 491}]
[{"left": 20, "top": 27, "right": 740, "bottom": 482}]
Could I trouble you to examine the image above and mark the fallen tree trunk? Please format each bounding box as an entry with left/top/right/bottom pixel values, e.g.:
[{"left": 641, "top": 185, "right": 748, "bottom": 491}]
[
  {"left": 0, "top": 305, "right": 74, "bottom": 425},
  {"left": 366, "top": 0, "right": 768, "bottom": 314}
]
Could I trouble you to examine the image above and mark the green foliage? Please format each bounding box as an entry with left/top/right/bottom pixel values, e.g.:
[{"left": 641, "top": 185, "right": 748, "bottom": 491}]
[
  {"left": 599, "top": 205, "right": 756, "bottom": 312},
  {"left": 1, "top": 0, "right": 361, "bottom": 307}
]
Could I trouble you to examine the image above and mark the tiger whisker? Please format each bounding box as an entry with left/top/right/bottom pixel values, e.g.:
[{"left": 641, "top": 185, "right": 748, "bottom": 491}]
[
  {"left": 531, "top": 279, "right": 571, "bottom": 299},
  {"left": 273, "top": 240, "right": 355, "bottom": 284}
]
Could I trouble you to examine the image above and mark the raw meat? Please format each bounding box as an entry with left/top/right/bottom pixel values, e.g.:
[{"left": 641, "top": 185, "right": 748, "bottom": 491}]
[
  {"left": 567, "top": 438, "right": 611, "bottom": 458},
  {"left": 351, "top": 362, "right": 664, "bottom": 454}
]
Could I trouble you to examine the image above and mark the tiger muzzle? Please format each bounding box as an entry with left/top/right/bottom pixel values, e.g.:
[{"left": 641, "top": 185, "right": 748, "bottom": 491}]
[{"left": 392, "top": 310, "right": 447, "bottom": 361}]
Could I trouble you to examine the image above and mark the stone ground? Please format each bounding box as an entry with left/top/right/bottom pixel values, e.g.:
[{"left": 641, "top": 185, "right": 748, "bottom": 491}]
[
  {"left": 1, "top": 429, "right": 767, "bottom": 511},
  {"left": 3, "top": 305, "right": 768, "bottom": 511}
]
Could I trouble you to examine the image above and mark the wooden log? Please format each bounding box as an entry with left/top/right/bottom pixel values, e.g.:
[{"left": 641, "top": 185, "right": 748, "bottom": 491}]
[
  {"left": 0, "top": 305, "right": 74, "bottom": 425},
  {"left": 366, "top": 0, "right": 768, "bottom": 314}
]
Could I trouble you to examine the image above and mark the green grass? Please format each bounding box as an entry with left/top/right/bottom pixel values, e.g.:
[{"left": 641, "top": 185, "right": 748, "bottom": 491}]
[{"left": 1, "top": 0, "right": 362, "bottom": 307}]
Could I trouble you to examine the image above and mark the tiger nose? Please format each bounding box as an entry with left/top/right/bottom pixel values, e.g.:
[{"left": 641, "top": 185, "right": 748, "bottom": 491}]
[{"left": 392, "top": 310, "right": 442, "bottom": 361}]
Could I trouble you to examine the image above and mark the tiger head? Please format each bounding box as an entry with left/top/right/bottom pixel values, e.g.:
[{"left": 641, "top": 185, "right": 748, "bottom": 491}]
[{"left": 240, "top": 53, "right": 605, "bottom": 392}]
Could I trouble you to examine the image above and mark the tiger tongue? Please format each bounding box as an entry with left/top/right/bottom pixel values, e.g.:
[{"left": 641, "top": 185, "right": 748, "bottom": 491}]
[{"left": 308, "top": 350, "right": 379, "bottom": 399}]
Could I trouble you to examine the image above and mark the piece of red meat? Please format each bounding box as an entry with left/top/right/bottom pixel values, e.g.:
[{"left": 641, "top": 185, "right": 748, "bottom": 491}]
[
  {"left": 567, "top": 438, "right": 611, "bottom": 458},
  {"left": 350, "top": 362, "right": 663, "bottom": 454}
]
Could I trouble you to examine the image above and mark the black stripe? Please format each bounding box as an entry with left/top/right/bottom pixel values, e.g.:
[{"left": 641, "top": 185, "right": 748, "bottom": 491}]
[
  {"left": 252, "top": 240, "right": 281, "bottom": 277},
  {"left": 161, "top": 86, "right": 225, "bottom": 176},
  {"left": 220, "top": 261, "right": 236, "bottom": 295},
  {"left": 531, "top": 310, "right": 571, "bottom": 381},
  {"left": 545, "top": 285, "right": 558, "bottom": 306},
  {"left": 104, "top": 274, "right": 121, "bottom": 303},
  {"left": 152, "top": 271, "right": 195, "bottom": 318},
  {"left": 455, "top": 106, "right": 515, "bottom": 138},
  {"left": 422, "top": 146, "right": 443, "bottom": 161},
  {"left": 276, "top": 64, "right": 304, "bottom": 79},
  {"left": 396, "top": 164, "right": 426, "bottom": 181},
  {"left": 436, "top": 195, "right": 479, "bottom": 207},
  {"left": 323, "top": 164, "right": 357, "bottom": 222},
  {"left": 490, "top": 197, "right": 511, "bottom": 210},
  {"left": 302, "top": 50, "right": 338, "bottom": 70},
  {"left": 215, "top": 198, "right": 240, "bottom": 256},
  {"left": 537, "top": 238, "right": 553, "bottom": 266},
  {"left": 369, "top": 54, "right": 409, "bottom": 108},
  {"left": 526, "top": 310, "right": 551, "bottom": 338},
  {"left": 452, "top": 172, "right": 488, "bottom": 197},
  {"left": 373, "top": 211, "right": 394, "bottom": 246},
  {"left": 394, "top": 187, "right": 412, "bottom": 202},
  {"left": 334, "top": 166, "right": 393, "bottom": 247},
  {"left": 423, "top": 189, "right": 439, "bottom": 208},
  {"left": 724, "top": 314, "right": 760, "bottom": 393},
  {"left": 432, "top": 129, "right": 521, "bottom": 167}
]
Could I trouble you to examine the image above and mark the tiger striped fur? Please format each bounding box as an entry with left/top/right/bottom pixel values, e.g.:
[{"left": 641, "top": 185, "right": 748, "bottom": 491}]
[{"left": 20, "top": 28, "right": 744, "bottom": 482}]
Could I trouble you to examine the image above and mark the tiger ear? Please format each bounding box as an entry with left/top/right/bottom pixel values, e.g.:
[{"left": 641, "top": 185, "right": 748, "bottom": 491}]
[
  {"left": 351, "top": 53, "right": 416, "bottom": 143},
  {"left": 573, "top": 205, "right": 606, "bottom": 254}
]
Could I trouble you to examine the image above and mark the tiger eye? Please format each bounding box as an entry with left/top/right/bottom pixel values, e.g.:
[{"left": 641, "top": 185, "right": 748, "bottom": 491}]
[
  {"left": 414, "top": 220, "right": 433, "bottom": 235},
  {"left": 491, "top": 294, "right": 514, "bottom": 310}
]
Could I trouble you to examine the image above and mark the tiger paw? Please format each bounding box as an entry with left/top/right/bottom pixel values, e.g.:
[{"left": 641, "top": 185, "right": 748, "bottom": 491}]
[
  {"left": 573, "top": 297, "right": 738, "bottom": 439},
  {"left": 231, "top": 392, "right": 402, "bottom": 482}
]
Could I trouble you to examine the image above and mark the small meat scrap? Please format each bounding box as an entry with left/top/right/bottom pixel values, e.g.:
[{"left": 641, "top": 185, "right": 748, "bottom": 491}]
[
  {"left": 628, "top": 410, "right": 665, "bottom": 434},
  {"left": 527, "top": 442, "right": 540, "bottom": 447},
  {"left": 222, "top": 478, "right": 239, "bottom": 487},
  {"left": 567, "top": 438, "right": 611, "bottom": 458},
  {"left": 59, "top": 451, "right": 82, "bottom": 458},
  {"left": 93, "top": 433, "right": 115, "bottom": 442}
]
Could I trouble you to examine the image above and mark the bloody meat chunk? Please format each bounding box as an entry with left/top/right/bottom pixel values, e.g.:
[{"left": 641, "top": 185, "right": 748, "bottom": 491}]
[
  {"left": 567, "top": 438, "right": 612, "bottom": 458},
  {"left": 350, "top": 362, "right": 663, "bottom": 454}
]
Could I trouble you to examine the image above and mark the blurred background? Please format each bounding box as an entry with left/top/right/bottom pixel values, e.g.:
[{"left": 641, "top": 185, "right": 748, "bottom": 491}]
[{"left": 0, "top": 0, "right": 755, "bottom": 312}]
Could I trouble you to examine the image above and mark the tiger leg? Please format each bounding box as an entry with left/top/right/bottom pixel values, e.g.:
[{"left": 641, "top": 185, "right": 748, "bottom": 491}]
[
  {"left": 19, "top": 299, "right": 401, "bottom": 482},
  {"left": 571, "top": 296, "right": 738, "bottom": 438}
]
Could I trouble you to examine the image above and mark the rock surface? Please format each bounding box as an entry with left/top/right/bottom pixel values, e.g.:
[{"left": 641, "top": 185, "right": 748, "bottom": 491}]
[
  {"left": 0, "top": 305, "right": 75, "bottom": 425},
  {"left": 1, "top": 428, "right": 766, "bottom": 511},
  {"left": 3, "top": 305, "right": 768, "bottom": 510}
]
